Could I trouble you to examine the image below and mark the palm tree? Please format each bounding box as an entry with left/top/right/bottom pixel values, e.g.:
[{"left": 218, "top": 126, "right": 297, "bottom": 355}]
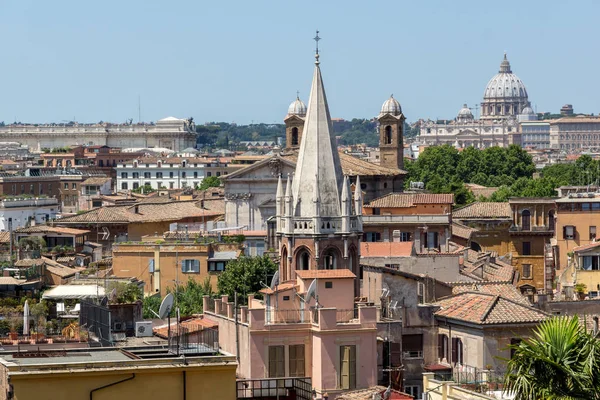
[{"left": 504, "top": 316, "right": 600, "bottom": 399}]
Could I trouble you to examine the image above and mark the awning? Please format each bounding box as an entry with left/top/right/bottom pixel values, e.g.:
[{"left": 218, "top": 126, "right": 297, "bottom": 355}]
[
  {"left": 42, "top": 284, "right": 105, "bottom": 300},
  {"left": 208, "top": 251, "right": 239, "bottom": 261}
]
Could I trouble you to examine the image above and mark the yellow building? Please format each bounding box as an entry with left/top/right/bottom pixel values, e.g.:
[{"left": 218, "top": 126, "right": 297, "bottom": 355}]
[
  {"left": 0, "top": 347, "right": 237, "bottom": 400},
  {"left": 112, "top": 239, "right": 242, "bottom": 294},
  {"left": 555, "top": 194, "right": 600, "bottom": 269}
]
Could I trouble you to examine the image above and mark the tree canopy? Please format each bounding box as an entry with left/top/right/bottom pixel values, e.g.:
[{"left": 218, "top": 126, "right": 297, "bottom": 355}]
[
  {"left": 197, "top": 176, "right": 221, "bottom": 191},
  {"left": 217, "top": 255, "right": 277, "bottom": 304}
]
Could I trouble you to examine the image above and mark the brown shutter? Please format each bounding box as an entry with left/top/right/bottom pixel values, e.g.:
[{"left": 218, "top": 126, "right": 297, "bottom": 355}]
[
  {"left": 438, "top": 334, "right": 443, "bottom": 359},
  {"left": 452, "top": 338, "right": 458, "bottom": 363}
]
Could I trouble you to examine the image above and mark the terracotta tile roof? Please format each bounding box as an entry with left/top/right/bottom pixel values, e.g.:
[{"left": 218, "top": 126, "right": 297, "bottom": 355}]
[
  {"left": 453, "top": 202, "right": 512, "bottom": 220},
  {"left": 451, "top": 282, "right": 531, "bottom": 306},
  {"left": 0, "top": 277, "right": 25, "bottom": 285},
  {"left": 360, "top": 242, "right": 413, "bottom": 258},
  {"left": 15, "top": 226, "right": 90, "bottom": 235},
  {"left": 15, "top": 259, "right": 45, "bottom": 267},
  {"left": 281, "top": 150, "right": 407, "bottom": 176},
  {"left": 0, "top": 231, "right": 10, "bottom": 244},
  {"left": 45, "top": 264, "right": 78, "bottom": 278},
  {"left": 295, "top": 269, "right": 356, "bottom": 279},
  {"left": 82, "top": 177, "right": 111, "bottom": 186},
  {"left": 364, "top": 193, "right": 453, "bottom": 208},
  {"left": 465, "top": 183, "right": 499, "bottom": 199},
  {"left": 573, "top": 241, "right": 600, "bottom": 252},
  {"left": 55, "top": 201, "right": 223, "bottom": 224},
  {"left": 434, "top": 292, "right": 548, "bottom": 325},
  {"left": 259, "top": 281, "right": 298, "bottom": 294},
  {"left": 460, "top": 251, "right": 514, "bottom": 282},
  {"left": 153, "top": 316, "right": 218, "bottom": 339},
  {"left": 451, "top": 222, "right": 478, "bottom": 240}
]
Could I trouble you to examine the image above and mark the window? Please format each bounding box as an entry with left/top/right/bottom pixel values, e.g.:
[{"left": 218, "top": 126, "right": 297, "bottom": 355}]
[
  {"left": 194, "top": 171, "right": 198, "bottom": 178},
  {"left": 289, "top": 345, "right": 305, "bottom": 377},
  {"left": 208, "top": 261, "right": 225, "bottom": 272},
  {"left": 591, "top": 226, "right": 597, "bottom": 241},
  {"left": 291, "top": 127, "right": 299, "bottom": 146},
  {"left": 325, "top": 281, "right": 333, "bottom": 289},
  {"left": 169, "top": 172, "right": 174, "bottom": 178},
  {"left": 323, "top": 251, "right": 336, "bottom": 269},
  {"left": 548, "top": 210, "right": 555, "bottom": 231},
  {"left": 121, "top": 172, "right": 128, "bottom": 179},
  {"left": 133, "top": 182, "right": 139, "bottom": 189},
  {"left": 522, "top": 264, "right": 532, "bottom": 279},
  {"left": 451, "top": 338, "right": 463, "bottom": 364},
  {"left": 339, "top": 345, "right": 356, "bottom": 390},
  {"left": 268, "top": 346, "right": 285, "bottom": 378},
  {"left": 297, "top": 250, "right": 310, "bottom": 270},
  {"left": 425, "top": 231, "right": 439, "bottom": 249},
  {"left": 148, "top": 259, "right": 155, "bottom": 273},
  {"left": 216, "top": 171, "right": 221, "bottom": 177},
  {"left": 144, "top": 172, "right": 151, "bottom": 179},
  {"left": 438, "top": 334, "right": 449, "bottom": 361},
  {"left": 181, "top": 172, "right": 187, "bottom": 178},
  {"left": 417, "top": 282, "right": 424, "bottom": 304},
  {"left": 404, "top": 386, "right": 421, "bottom": 399},
  {"left": 133, "top": 172, "right": 139, "bottom": 179},
  {"left": 564, "top": 225, "right": 575, "bottom": 240},
  {"left": 181, "top": 259, "right": 200, "bottom": 273},
  {"left": 521, "top": 210, "right": 531, "bottom": 231},
  {"left": 207, "top": 171, "right": 212, "bottom": 177},
  {"left": 121, "top": 182, "right": 128, "bottom": 190},
  {"left": 522, "top": 242, "right": 531, "bottom": 256},
  {"left": 64, "top": 183, "right": 69, "bottom": 189},
  {"left": 363, "top": 232, "right": 381, "bottom": 242},
  {"left": 402, "top": 334, "right": 423, "bottom": 359},
  {"left": 583, "top": 203, "right": 591, "bottom": 211},
  {"left": 156, "top": 172, "right": 163, "bottom": 179},
  {"left": 400, "top": 232, "right": 411, "bottom": 242},
  {"left": 372, "top": 208, "right": 380, "bottom": 215},
  {"left": 582, "top": 256, "right": 600, "bottom": 271},
  {"left": 169, "top": 182, "right": 174, "bottom": 189}
]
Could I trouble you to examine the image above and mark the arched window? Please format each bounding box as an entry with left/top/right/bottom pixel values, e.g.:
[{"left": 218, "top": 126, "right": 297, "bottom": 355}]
[
  {"left": 384, "top": 126, "right": 392, "bottom": 145},
  {"left": 296, "top": 249, "right": 310, "bottom": 270},
  {"left": 281, "top": 247, "right": 288, "bottom": 281},
  {"left": 522, "top": 210, "right": 531, "bottom": 231},
  {"left": 322, "top": 248, "right": 338, "bottom": 270},
  {"left": 548, "top": 210, "right": 555, "bottom": 231},
  {"left": 452, "top": 338, "right": 463, "bottom": 365},
  {"left": 291, "top": 127, "right": 299, "bottom": 146}
]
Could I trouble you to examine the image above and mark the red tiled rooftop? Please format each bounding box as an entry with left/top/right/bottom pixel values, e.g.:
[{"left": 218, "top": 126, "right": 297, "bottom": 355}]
[
  {"left": 153, "top": 316, "right": 218, "bottom": 339},
  {"left": 574, "top": 241, "right": 600, "bottom": 252},
  {"left": 295, "top": 269, "right": 356, "bottom": 279},
  {"left": 453, "top": 202, "right": 512, "bottom": 220},
  {"left": 364, "top": 193, "right": 453, "bottom": 208}
]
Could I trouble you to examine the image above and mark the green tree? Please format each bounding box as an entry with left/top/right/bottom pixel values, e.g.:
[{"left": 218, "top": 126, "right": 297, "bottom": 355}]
[
  {"left": 217, "top": 255, "right": 277, "bottom": 304},
  {"left": 142, "top": 294, "right": 162, "bottom": 319},
  {"left": 197, "top": 176, "right": 221, "bottom": 191},
  {"left": 504, "top": 316, "right": 600, "bottom": 399},
  {"left": 132, "top": 184, "right": 155, "bottom": 194},
  {"left": 106, "top": 282, "right": 142, "bottom": 304}
]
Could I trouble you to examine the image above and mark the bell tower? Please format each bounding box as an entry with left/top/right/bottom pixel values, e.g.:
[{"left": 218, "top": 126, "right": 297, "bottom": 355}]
[
  {"left": 284, "top": 94, "right": 307, "bottom": 150},
  {"left": 378, "top": 95, "right": 405, "bottom": 170}
]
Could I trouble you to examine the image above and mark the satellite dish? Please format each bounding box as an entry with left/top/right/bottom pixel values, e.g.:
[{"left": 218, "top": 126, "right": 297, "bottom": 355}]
[
  {"left": 100, "top": 296, "right": 108, "bottom": 306},
  {"left": 75, "top": 257, "right": 84, "bottom": 267},
  {"left": 158, "top": 293, "right": 174, "bottom": 319},
  {"left": 270, "top": 270, "right": 280, "bottom": 289},
  {"left": 305, "top": 279, "right": 317, "bottom": 302}
]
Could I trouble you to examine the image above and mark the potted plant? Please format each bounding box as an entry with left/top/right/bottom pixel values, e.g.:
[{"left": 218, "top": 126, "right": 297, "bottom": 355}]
[
  {"left": 8, "top": 315, "right": 20, "bottom": 340},
  {"left": 575, "top": 283, "right": 587, "bottom": 300}
]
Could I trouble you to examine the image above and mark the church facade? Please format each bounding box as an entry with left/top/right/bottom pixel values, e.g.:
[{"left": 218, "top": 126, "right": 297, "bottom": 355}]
[
  {"left": 223, "top": 89, "right": 407, "bottom": 232},
  {"left": 418, "top": 54, "right": 531, "bottom": 148}
]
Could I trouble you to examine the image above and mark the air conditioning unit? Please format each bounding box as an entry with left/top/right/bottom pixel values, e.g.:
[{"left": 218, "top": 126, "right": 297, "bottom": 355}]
[{"left": 135, "top": 321, "right": 154, "bottom": 337}]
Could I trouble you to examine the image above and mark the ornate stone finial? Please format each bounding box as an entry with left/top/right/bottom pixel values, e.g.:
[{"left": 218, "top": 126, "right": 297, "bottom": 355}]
[{"left": 314, "top": 30, "right": 321, "bottom": 64}]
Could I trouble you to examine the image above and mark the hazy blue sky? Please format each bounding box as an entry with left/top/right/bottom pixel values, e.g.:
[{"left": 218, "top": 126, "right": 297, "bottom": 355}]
[{"left": 1, "top": 0, "right": 599, "bottom": 125}]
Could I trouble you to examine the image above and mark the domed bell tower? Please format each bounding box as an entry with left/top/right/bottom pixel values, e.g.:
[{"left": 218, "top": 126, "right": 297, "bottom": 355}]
[
  {"left": 378, "top": 95, "right": 405, "bottom": 170},
  {"left": 284, "top": 95, "right": 307, "bottom": 150}
]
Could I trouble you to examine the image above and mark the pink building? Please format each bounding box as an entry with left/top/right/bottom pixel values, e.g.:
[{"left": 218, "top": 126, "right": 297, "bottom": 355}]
[
  {"left": 205, "top": 269, "right": 377, "bottom": 398},
  {"left": 205, "top": 49, "right": 378, "bottom": 399}
]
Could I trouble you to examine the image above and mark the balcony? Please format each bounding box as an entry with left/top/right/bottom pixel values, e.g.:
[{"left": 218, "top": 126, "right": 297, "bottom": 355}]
[
  {"left": 363, "top": 214, "right": 450, "bottom": 225},
  {"left": 509, "top": 225, "right": 554, "bottom": 235}
]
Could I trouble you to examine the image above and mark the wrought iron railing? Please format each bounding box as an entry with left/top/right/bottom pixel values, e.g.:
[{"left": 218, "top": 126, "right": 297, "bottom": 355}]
[{"left": 236, "top": 377, "right": 312, "bottom": 400}]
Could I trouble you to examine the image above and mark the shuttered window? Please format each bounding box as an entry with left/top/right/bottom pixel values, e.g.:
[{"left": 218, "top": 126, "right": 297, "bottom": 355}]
[
  {"left": 268, "top": 346, "right": 285, "bottom": 377},
  {"left": 403, "top": 334, "right": 423, "bottom": 358},
  {"left": 289, "top": 344, "right": 305, "bottom": 377},
  {"left": 181, "top": 259, "right": 200, "bottom": 273},
  {"left": 148, "top": 259, "right": 155, "bottom": 273},
  {"left": 452, "top": 338, "right": 463, "bottom": 364},
  {"left": 438, "top": 334, "right": 448, "bottom": 361},
  {"left": 339, "top": 345, "right": 356, "bottom": 390}
]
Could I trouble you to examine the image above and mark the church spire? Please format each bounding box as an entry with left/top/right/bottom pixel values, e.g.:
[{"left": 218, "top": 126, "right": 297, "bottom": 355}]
[{"left": 291, "top": 34, "right": 344, "bottom": 218}]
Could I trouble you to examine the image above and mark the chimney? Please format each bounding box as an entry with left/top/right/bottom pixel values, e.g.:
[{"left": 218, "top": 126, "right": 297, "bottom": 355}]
[{"left": 392, "top": 230, "right": 401, "bottom": 243}]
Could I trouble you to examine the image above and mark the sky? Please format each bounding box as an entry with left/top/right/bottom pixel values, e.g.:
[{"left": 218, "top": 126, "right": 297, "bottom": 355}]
[{"left": 1, "top": 0, "right": 599, "bottom": 125}]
